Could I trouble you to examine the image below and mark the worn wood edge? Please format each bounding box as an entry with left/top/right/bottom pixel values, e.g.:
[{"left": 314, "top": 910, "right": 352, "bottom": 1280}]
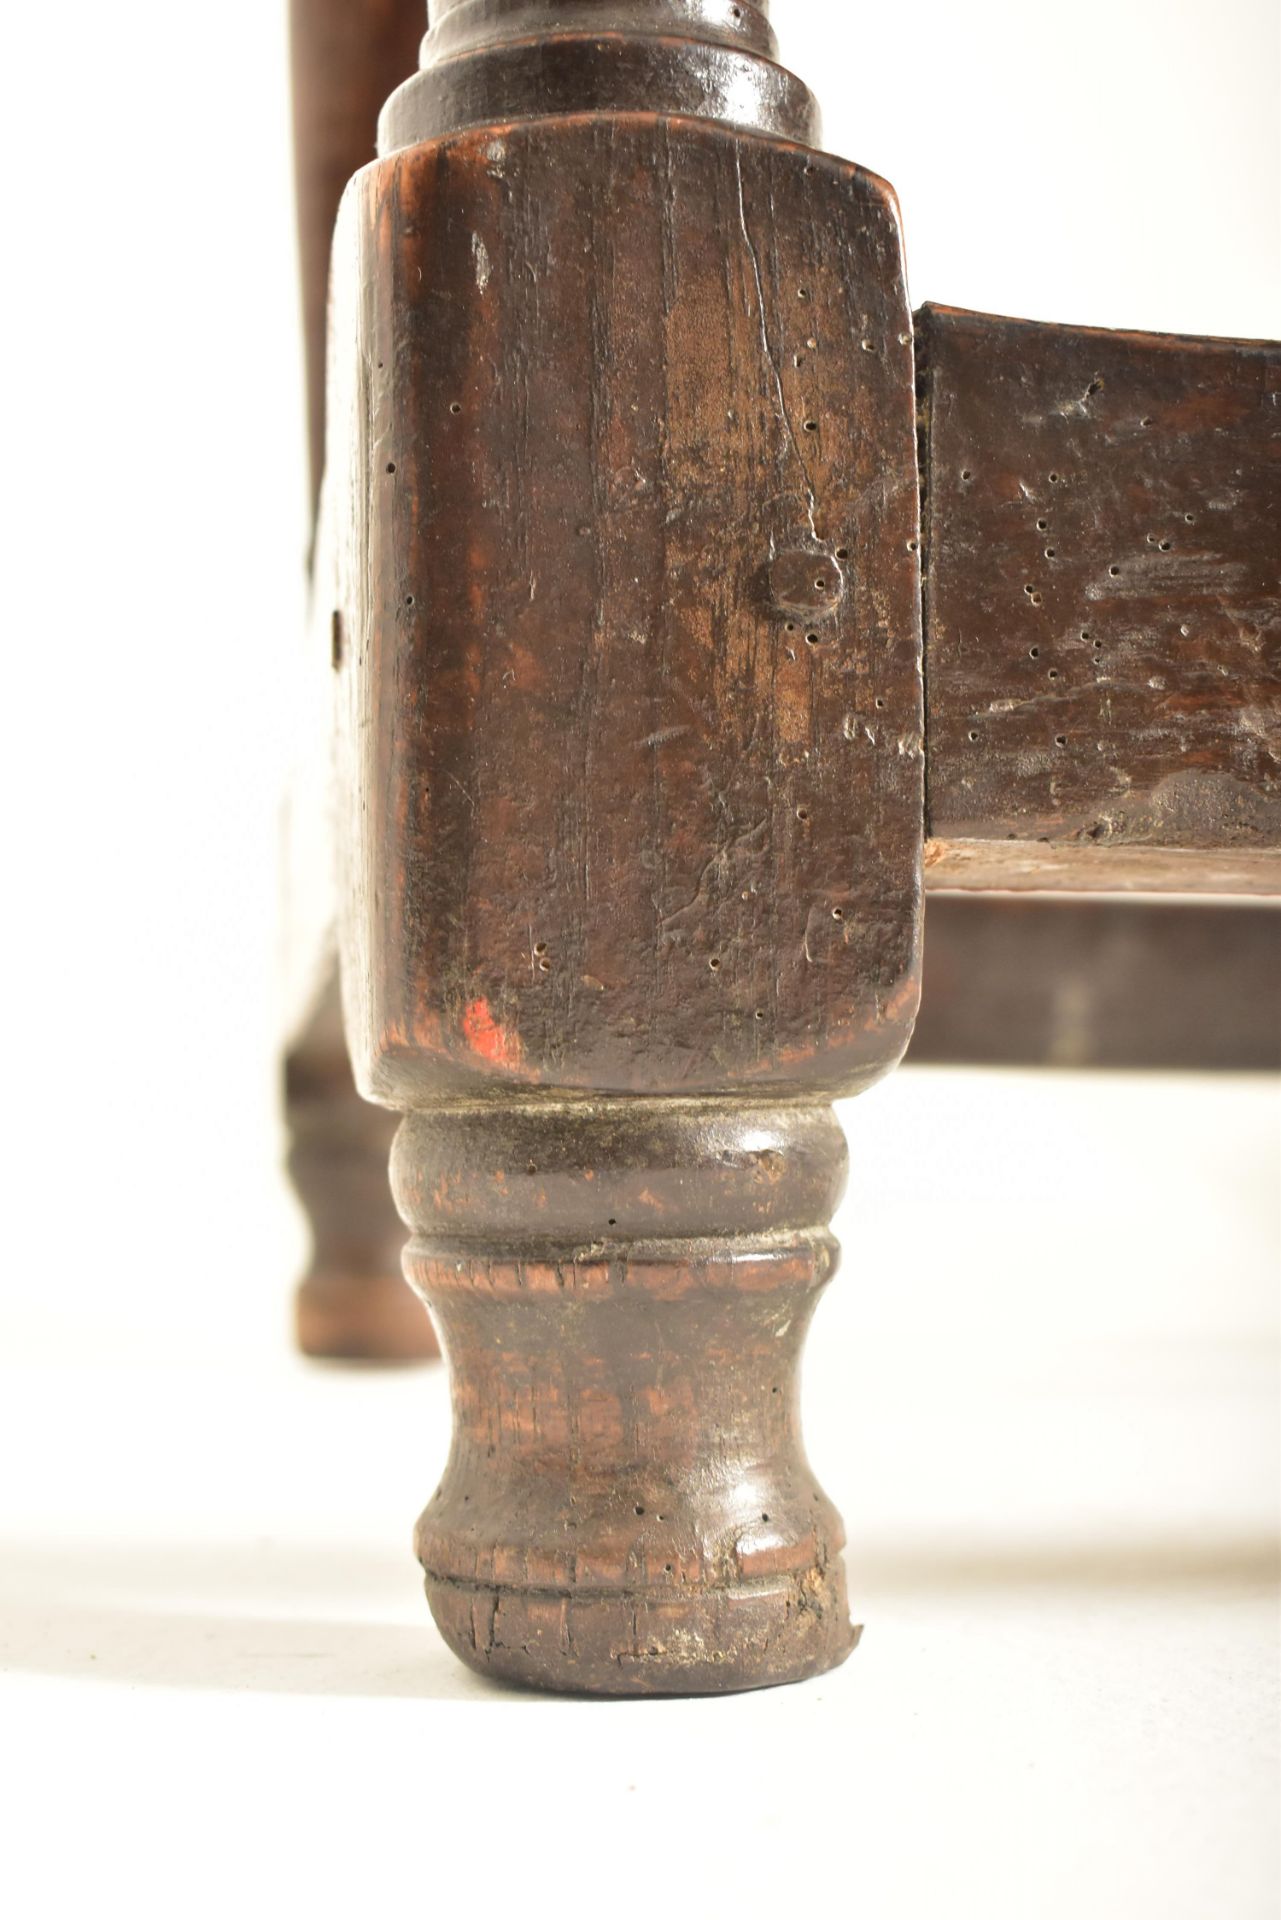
[
  {"left": 923, "top": 839, "right": 1281, "bottom": 896},
  {"left": 918, "top": 301, "right": 1279, "bottom": 358},
  {"left": 421, "top": 1569, "right": 859, "bottom": 1696}
]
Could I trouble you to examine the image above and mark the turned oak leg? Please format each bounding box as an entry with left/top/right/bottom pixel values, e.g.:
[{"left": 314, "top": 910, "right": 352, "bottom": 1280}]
[
  {"left": 286, "top": 971, "right": 438, "bottom": 1362},
  {"left": 303, "top": 0, "right": 1280, "bottom": 1696},
  {"left": 324, "top": 5, "right": 922, "bottom": 1693},
  {"left": 396, "top": 1103, "right": 856, "bottom": 1692}
]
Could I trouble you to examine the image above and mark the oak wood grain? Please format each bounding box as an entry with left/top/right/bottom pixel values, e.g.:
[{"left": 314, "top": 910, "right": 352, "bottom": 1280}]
[
  {"left": 326, "top": 67, "right": 922, "bottom": 1687},
  {"left": 919, "top": 305, "right": 1281, "bottom": 893},
  {"left": 337, "top": 117, "right": 923, "bottom": 1104}
]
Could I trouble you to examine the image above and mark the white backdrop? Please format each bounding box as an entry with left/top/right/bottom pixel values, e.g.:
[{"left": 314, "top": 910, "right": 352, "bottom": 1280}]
[{"left": 0, "top": 5, "right": 1277, "bottom": 1916}]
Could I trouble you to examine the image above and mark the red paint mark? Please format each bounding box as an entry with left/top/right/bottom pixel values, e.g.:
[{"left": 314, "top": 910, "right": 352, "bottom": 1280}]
[{"left": 462, "top": 997, "right": 523, "bottom": 1069}]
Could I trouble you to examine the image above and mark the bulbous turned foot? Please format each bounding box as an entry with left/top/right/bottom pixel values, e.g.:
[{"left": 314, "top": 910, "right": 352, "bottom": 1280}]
[
  {"left": 423, "top": 1534, "right": 858, "bottom": 1698},
  {"left": 394, "top": 1100, "right": 857, "bottom": 1695}
]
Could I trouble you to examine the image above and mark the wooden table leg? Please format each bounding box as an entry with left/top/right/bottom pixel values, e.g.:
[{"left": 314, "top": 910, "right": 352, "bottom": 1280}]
[
  {"left": 322, "top": 2, "right": 923, "bottom": 1693},
  {"left": 286, "top": 970, "right": 438, "bottom": 1362},
  {"left": 308, "top": 0, "right": 1277, "bottom": 1691}
]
